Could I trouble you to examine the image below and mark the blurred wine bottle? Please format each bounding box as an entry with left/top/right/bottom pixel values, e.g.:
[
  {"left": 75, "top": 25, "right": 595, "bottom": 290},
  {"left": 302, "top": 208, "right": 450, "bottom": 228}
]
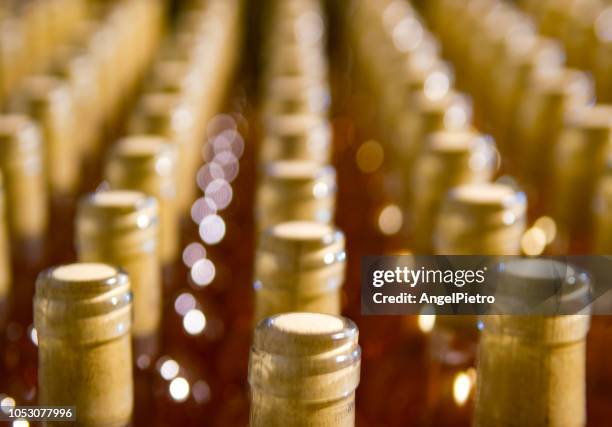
[
  {"left": 411, "top": 130, "right": 498, "bottom": 253},
  {"left": 552, "top": 105, "right": 612, "bottom": 253},
  {"left": 76, "top": 190, "right": 161, "bottom": 425},
  {"left": 513, "top": 68, "right": 593, "bottom": 211},
  {"left": 474, "top": 259, "right": 591, "bottom": 427},
  {"left": 76, "top": 190, "right": 161, "bottom": 358},
  {"left": 0, "top": 115, "right": 48, "bottom": 316},
  {"left": 593, "top": 161, "right": 612, "bottom": 253},
  {"left": 255, "top": 160, "right": 336, "bottom": 232},
  {"left": 254, "top": 221, "right": 346, "bottom": 322},
  {"left": 424, "top": 182, "right": 527, "bottom": 426},
  {"left": 105, "top": 136, "right": 180, "bottom": 286},
  {"left": 434, "top": 182, "right": 527, "bottom": 255}
]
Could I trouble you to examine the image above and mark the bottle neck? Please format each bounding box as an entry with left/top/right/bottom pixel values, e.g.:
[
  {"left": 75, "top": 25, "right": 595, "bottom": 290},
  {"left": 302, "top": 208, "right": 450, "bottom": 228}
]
[
  {"left": 249, "top": 313, "right": 360, "bottom": 427},
  {"left": 35, "top": 263, "right": 134, "bottom": 427}
]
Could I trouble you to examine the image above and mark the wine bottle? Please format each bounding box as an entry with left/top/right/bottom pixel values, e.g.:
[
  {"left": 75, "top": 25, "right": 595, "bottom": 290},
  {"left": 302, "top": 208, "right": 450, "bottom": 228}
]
[
  {"left": 35, "top": 262, "right": 133, "bottom": 427},
  {"left": 75, "top": 190, "right": 161, "bottom": 360},
  {"left": 254, "top": 221, "right": 346, "bottom": 323},
  {"left": 249, "top": 312, "right": 361, "bottom": 427}
]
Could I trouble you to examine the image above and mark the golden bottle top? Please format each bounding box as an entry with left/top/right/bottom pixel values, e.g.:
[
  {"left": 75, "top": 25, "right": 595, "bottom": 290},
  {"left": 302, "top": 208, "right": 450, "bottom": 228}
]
[
  {"left": 35, "top": 262, "right": 133, "bottom": 427},
  {"left": 0, "top": 172, "right": 10, "bottom": 305},
  {"left": 254, "top": 221, "right": 345, "bottom": 322},
  {"left": 105, "top": 135, "right": 179, "bottom": 266},
  {"left": 76, "top": 190, "right": 161, "bottom": 345},
  {"left": 553, "top": 104, "right": 612, "bottom": 239},
  {"left": 411, "top": 130, "right": 498, "bottom": 253},
  {"left": 261, "top": 113, "right": 332, "bottom": 164},
  {"left": 434, "top": 182, "right": 527, "bottom": 255},
  {"left": 249, "top": 312, "right": 361, "bottom": 427},
  {"left": 0, "top": 114, "right": 48, "bottom": 242},
  {"left": 256, "top": 159, "right": 336, "bottom": 231},
  {"left": 474, "top": 259, "right": 591, "bottom": 427},
  {"left": 16, "top": 74, "right": 79, "bottom": 195}
]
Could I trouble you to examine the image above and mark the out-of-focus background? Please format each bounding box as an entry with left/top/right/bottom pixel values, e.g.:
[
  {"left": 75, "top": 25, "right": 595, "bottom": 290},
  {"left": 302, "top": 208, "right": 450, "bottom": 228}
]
[{"left": 0, "top": 0, "right": 611, "bottom": 425}]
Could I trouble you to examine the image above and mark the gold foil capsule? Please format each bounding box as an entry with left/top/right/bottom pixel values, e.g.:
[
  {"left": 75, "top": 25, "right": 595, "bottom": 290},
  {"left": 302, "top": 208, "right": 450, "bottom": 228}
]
[
  {"left": 254, "top": 221, "right": 346, "bottom": 323},
  {"left": 474, "top": 258, "right": 591, "bottom": 427},
  {"left": 513, "top": 68, "right": 593, "bottom": 193},
  {"left": 411, "top": 130, "right": 498, "bottom": 253},
  {"left": 105, "top": 135, "right": 179, "bottom": 266},
  {"left": 35, "top": 262, "right": 133, "bottom": 427},
  {"left": 434, "top": 182, "right": 527, "bottom": 255},
  {"left": 249, "top": 312, "right": 361, "bottom": 427},
  {"left": 261, "top": 113, "right": 332, "bottom": 164},
  {"left": 256, "top": 159, "right": 336, "bottom": 232},
  {"left": 76, "top": 190, "right": 161, "bottom": 356}
]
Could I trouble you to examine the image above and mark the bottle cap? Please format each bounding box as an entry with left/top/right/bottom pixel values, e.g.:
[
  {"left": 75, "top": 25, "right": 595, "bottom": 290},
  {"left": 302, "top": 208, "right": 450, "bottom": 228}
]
[
  {"left": 250, "top": 312, "right": 361, "bottom": 401},
  {"left": 34, "top": 263, "right": 132, "bottom": 344}
]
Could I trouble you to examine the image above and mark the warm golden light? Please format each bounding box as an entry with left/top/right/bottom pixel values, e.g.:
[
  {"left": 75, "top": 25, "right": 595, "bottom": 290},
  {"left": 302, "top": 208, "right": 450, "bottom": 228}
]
[
  {"left": 377, "top": 204, "right": 403, "bottom": 235},
  {"left": 521, "top": 227, "right": 547, "bottom": 256},
  {"left": 417, "top": 314, "right": 436, "bottom": 333},
  {"left": 356, "top": 140, "right": 384, "bottom": 173},
  {"left": 533, "top": 216, "right": 557, "bottom": 244},
  {"left": 453, "top": 371, "right": 473, "bottom": 407}
]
